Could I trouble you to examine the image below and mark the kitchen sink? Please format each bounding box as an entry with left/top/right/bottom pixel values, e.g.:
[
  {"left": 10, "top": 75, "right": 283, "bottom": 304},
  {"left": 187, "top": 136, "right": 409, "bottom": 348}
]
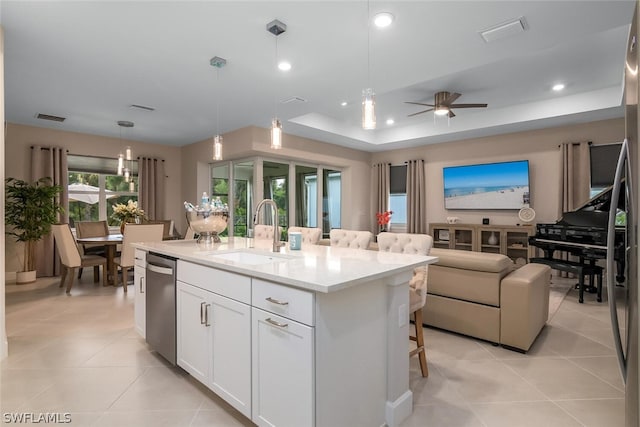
[{"left": 209, "top": 250, "right": 293, "bottom": 266}]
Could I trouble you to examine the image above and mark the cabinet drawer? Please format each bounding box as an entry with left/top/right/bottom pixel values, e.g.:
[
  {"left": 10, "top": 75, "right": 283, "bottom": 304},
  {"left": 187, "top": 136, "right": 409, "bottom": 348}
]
[
  {"left": 252, "top": 279, "right": 314, "bottom": 326},
  {"left": 134, "top": 249, "right": 146, "bottom": 268},
  {"left": 177, "top": 260, "right": 251, "bottom": 304}
]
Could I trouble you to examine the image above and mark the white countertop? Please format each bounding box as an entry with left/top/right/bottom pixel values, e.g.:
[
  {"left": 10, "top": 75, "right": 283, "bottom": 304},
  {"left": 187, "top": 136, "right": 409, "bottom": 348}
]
[{"left": 133, "top": 237, "right": 438, "bottom": 293}]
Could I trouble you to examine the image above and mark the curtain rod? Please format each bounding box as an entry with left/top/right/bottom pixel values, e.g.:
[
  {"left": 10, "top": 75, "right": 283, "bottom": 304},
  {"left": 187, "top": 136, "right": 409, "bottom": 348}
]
[
  {"left": 404, "top": 159, "right": 424, "bottom": 163},
  {"left": 136, "top": 156, "right": 165, "bottom": 162},
  {"left": 558, "top": 141, "right": 593, "bottom": 148},
  {"left": 30, "top": 145, "right": 69, "bottom": 152}
]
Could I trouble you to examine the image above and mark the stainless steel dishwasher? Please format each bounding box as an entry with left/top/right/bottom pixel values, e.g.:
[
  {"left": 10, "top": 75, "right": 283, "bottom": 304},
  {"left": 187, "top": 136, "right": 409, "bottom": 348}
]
[{"left": 145, "top": 252, "right": 177, "bottom": 365}]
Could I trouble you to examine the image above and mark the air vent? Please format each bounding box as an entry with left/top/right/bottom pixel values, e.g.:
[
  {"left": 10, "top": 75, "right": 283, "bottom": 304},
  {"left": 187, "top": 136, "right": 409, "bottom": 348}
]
[
  {"left": 479, "top": 17, "right": 527, "bottom": 43},
  {"left": 36, "top": 113, "right": 66, "bottom": 122},
  {"left": 130, "top": 104, "right": 155, "bottom": 112},
  {"left": 281, "top": 96, "right": 307, "bottom": 104}
]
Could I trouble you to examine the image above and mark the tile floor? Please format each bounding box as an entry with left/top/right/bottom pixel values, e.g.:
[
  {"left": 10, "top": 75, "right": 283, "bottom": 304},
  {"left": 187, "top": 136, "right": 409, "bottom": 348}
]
[{"left": 1, "top": 274, "right": 626, "bottom": 426}]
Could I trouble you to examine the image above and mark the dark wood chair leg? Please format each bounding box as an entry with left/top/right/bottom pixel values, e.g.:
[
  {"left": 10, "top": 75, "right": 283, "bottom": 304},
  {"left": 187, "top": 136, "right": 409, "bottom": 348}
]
[
  {"left": 414, "top": 309, "right": 429, "bottom": 377},
  {"left": 122, "top": 266, "right": 129, "bottom": 293},
  {"left": 59, "top": 265, "right": 68, "bottom": 288},
  {"left": 93, "top": 265, "right": 99, "bottom": 283},
  {"left": 77, "top": 268, "right": 83, "bottom": 279}
]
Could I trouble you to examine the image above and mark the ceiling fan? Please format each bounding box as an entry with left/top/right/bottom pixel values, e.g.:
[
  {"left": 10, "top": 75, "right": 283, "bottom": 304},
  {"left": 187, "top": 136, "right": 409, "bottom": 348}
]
[{"left": 405, "top": 91, "right": 488, "bottom": 118}]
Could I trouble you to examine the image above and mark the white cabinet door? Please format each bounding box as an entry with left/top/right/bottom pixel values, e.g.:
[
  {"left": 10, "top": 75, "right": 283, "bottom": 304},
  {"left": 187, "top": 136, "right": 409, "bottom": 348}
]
[
  {"left": 133, "top": 265, "right": 146, "bottom": 338},
  {"left": 176, "top": 281, "right": 211, "bottom": 385},
  {"left": 252, "top": 308, "right": 314, "bottom": 427},
  {"left": 210, "top": 293, "right": 251, "bottom": 418}
]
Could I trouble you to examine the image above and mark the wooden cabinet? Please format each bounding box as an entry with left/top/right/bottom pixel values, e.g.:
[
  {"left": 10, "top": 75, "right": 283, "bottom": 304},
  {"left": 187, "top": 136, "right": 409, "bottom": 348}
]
[
  {"left": 430, "top": 224, "right": 476, "bottom": 251},
  {"left": 429, "top": 223, "right": 535, "bottom": 264},
  {"left": 133, "top": 249, "right": 146, "bottom": 338},
  {"left": 176, "top": 262, "right": 252, "bottom": 418}
]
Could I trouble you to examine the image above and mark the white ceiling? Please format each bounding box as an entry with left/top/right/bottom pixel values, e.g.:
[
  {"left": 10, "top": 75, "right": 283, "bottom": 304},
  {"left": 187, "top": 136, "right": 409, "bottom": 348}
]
[{"left": 1, "top": 1, "right": 635, "bottom": 152}]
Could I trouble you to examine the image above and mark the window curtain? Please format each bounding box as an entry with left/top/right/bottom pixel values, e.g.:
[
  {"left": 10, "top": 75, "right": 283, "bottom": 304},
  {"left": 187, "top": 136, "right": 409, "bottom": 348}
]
[
  {"left": 406, "top": 159, "right": 426, "bottom": 234},
  {"left": 30, "top": 145, "right": 68, "bottom": 277},
  {"left": 138, "top": 157, "right": 166, "bottom": 221},
  {"left": 558, "top": 141, "right": 591, "bottom": 276},
  {"left": 295, "top": 172, "right": 306, "bottom": 227},
  {"left": 373, "top": 163, "right": 390, "bottom": 233}
]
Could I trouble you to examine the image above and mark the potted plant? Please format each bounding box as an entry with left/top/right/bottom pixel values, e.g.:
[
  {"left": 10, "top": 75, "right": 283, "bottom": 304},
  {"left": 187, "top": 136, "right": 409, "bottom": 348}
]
[
  {"left": 5, "top": 177, "right": 64, "bottom": 283},
  {"left": 111, "top": 200, "right": 146, "bottom": 233}
]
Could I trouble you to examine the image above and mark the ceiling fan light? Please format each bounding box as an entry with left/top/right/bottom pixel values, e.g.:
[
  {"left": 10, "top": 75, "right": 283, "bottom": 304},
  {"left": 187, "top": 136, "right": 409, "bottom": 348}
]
[
  {"left": 270, "top": 118, "right": 282, "bottom": 149},
  {"left": 213, "top": 135, "right": 223, "bottom": 161},
  {"left": 374, "top": 12, "right": 394, "bottom": 28},
  {"left": 434, "top": 108, "right": 449, "bottom": 116},
  {"left": 362, "top": 88, "right": 376, "bottom": 130}
]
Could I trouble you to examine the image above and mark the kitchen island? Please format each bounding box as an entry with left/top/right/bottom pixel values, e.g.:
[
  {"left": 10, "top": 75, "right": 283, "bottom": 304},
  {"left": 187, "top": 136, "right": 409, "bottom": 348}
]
[{"left": 133, "top": 237, "right": 438, "bottom": 427}]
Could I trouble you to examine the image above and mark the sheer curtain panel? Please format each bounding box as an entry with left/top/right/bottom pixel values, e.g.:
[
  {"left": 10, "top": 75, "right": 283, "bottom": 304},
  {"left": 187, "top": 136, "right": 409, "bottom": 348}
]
[
  {"left": 30, "top": 145, "right": 68, "bottom": 276},
  {"left": 374, "top": 163, "right": 390, "bottom": 233}
]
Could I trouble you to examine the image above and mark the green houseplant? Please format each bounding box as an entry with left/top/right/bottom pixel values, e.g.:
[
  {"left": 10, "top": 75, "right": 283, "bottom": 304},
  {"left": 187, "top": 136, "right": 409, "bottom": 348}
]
[{"left": 5, "top": 177, "right": 64, "bottom": 283}]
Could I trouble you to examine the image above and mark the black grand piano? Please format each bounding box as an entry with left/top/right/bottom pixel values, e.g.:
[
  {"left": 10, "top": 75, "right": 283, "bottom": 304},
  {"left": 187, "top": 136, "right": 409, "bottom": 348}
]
[{"left": 529, "top": 183, "right": 626, "bottom": 303}]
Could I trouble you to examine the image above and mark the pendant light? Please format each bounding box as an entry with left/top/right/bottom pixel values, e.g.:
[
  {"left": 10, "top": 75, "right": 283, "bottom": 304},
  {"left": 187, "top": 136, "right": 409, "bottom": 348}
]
[
  {"left": 116, "top": 120, "right": 135, "bottom": 191},
  {"left": 267, "top": 19, "right": 287, "bottom": 149},
  {"left": 210, "top": 56, "right": 227, "bottom": 161},
  {"left": 362, "top": 0, "right": 376, "bottom": 130}
]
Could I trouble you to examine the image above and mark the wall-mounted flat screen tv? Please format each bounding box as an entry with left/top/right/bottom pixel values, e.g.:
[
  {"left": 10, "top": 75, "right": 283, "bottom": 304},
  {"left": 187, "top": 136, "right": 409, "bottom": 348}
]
[{"left": 443, "top": 160, "right": 530, "bottom": 210}]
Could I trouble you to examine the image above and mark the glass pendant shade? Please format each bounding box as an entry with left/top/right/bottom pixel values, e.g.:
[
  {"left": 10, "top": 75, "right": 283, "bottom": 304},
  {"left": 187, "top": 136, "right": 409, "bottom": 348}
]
[
  {"left": 270, "top": 118, "right": 282, "bottom": 149},
  {"left": 362, "top": 88, "right": 376, "bottom": 130},
  {"left": 125, "top": 146, "right": 132, "bottom": 161},
  {"left": 117, "top": 154, "right": 124, "bottom": 176},
  {"left": 124, "top": 168, "right": 130, "bottom": 181},
  {"left": 213, "top": 135, "right": 223, "bottom": 161},
  {"left": 129, "top": 181, "right": 135, "bottom": 192}
]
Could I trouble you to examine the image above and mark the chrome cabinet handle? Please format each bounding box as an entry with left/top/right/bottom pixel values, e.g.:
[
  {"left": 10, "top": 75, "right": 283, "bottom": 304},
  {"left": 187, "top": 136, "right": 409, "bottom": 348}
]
[
  {"left": 265, "top": 317, "right": 288, "bottom": 328},
  {"left": 139, "top": 277, "right": 144, "bottom": 293},
  {"left": 200, "top": 302, "right": 206, "bottom": 325},
  {"left": 205, "top": 304, "right": 211, "bottom": 327},
  {"left": 266, "top": 297, "right": 289, "bottom": 306}
]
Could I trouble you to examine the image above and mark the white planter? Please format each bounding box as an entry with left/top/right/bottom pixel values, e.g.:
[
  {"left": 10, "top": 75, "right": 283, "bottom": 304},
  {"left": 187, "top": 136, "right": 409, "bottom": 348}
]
[{"left": 16, "top": 270, "right": 36, "bottom": 284}]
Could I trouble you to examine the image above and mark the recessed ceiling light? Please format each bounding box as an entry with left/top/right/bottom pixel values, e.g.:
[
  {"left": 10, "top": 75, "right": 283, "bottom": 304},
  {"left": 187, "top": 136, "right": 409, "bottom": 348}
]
[
  {"left": 386, "top": 118, "right": 395, "bottom": 125},
  {"left": 374, "top": 12, "right": 394, "bottom": 28},
  {"left": 340, "top": 101, "right": 348, "bottom": 107},
  {"left": 552, "top": 83, "right": 565, "bottom": 91},
  {"left": 278, "top": 61, "right": 292, "bottom": 71}
]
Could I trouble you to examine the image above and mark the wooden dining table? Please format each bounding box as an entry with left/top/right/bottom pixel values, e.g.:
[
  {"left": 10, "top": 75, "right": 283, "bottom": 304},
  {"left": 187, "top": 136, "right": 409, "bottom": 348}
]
[{"left": 76, "top": 234, "right": 123, "bottom": 286}]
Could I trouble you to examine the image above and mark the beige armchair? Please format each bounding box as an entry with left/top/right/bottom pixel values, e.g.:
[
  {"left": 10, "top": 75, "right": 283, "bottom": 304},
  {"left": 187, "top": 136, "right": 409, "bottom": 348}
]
[
  {"left": 114, "top": 224, "right": 164, "bottom": 292},
  {"left": 329, "top": 229, "right": 373, "bottom": 249},
  {"left": 377, "top": 232, "right": 433, "bottom": 377},
  {"left": 52, "top": 224, "right": 107, "bottom": 294},
  {"left": 288, "top": 226, "right": 322, "bottom": 245}
]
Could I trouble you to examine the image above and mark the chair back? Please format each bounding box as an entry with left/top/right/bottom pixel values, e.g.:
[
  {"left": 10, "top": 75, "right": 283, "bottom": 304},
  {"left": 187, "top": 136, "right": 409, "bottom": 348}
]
[
  {"left": 288, "top": 227, "right": 322, "bottom": 245},
  {"left": 146, "top": 219, "right": 175, "bottom": 240},
  {"left": 254, "top": 224, "right": 283, "bottom": 241},
  {"left": 75, "top": 220, "right": 109, "bottom": 238},
  {"left": 121, "top": 223, "right": 164, "bottom": 267},
  {"left": 377, "top": 232, "right": 433, "bottom": 308},
  {"left": 329, "top": 229, "right": 373, "bottom": 249},
  {"left": 184, "top": 226, "right": 196, "bottom": 240},
  {"left": 52, "top": 224, "right": 82, "bottom": 268}
]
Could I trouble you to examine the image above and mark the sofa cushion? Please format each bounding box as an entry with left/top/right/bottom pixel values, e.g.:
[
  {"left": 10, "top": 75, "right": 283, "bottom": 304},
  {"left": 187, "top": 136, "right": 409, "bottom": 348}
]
[
  {"left": 430, "top": 248, "right": 513, "bottom": 273},
  {"left": 428, "top": 264, "right": 507, "bottom": 306}
]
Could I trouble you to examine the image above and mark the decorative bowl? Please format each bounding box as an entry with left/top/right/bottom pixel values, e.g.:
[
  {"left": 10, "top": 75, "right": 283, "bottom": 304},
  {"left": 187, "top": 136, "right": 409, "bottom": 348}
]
[{"left": 185, "top": 209, "right": 229, "bottom": 244}]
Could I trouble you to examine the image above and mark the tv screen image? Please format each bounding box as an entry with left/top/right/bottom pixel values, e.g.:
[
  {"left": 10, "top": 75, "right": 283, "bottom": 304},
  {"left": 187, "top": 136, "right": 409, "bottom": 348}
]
[{"left": 443, "top": 160, "right": 530, "bottom": 210}]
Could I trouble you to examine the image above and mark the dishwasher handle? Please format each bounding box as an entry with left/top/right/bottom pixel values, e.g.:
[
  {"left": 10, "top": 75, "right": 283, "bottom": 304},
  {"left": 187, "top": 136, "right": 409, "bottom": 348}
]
[{"left": 147, "top": 263, "right": 174, "bottom": 276}]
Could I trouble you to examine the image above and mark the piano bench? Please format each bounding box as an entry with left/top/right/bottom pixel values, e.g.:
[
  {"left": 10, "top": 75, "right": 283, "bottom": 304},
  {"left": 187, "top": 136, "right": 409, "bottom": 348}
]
[{"left": 530, "top": 258, "right": 603, "bottom": 303}]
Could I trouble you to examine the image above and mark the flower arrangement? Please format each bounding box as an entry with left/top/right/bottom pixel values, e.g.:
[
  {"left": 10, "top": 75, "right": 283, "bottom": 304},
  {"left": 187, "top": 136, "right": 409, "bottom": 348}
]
[
  {"left": 376, "top": 210, "right": 393, "bottom": 232},
  {"left": 111, "top": 200, "right": 146, "bottom": 224}
]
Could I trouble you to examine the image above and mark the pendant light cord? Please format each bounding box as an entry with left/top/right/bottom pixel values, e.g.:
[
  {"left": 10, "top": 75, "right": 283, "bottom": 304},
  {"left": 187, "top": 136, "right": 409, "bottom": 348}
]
[
  {"left": 216, "top": 67, "right": 220, "bottom": 135},
  {"left": 274, "top": 35, "right": 279, "bottom": 118},
  {"left": 367, "top": 0, "right": 371, "bottom": 87}
]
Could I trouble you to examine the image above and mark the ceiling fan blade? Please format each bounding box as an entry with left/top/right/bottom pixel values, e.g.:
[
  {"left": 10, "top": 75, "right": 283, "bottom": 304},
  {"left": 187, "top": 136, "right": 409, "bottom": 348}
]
[
  {"left": 408, "top": 108, "right": 434, "bottom": 117},
  {"left": 449, "top": 103, "right": 488, "bottom": 108},
  {"left": 448, "top": 110, "right": 456, "bottom": 118},
  {"left": 443, "top": 92, "right": 461, "bottom": 105},
  {"left": 404, "top": 101, "right": 435, "bottom": 107}
]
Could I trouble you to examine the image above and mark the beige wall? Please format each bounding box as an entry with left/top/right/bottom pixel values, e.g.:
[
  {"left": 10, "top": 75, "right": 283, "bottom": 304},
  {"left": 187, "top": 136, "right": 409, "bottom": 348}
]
[
  {"left": 371, "top": 118, "right": 625, "bottom": 228},
  {"left": 1, "top": 26, "right": 8, "bottom": 359},
  {"left": 5, "top": 123, "right": 183, "bottom": 274},
  {"left": 180, "top": 126, "right": 373, "bottom": 232}
]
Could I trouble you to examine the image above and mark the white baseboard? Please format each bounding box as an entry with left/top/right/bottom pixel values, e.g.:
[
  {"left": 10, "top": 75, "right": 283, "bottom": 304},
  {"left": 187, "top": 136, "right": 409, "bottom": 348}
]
[
  {"left": 385, "top": 389, "right": 413, "bottom": 427},
  {"left": 5, "top": 271, "right": 16, "bottom": 282}
]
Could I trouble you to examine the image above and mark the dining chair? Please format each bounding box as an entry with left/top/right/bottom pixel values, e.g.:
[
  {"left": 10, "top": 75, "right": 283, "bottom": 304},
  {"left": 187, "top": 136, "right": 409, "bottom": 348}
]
[
  {"left": 184, "top": 225, "right": 197, "bottom": 240},
  {"left": 329, "top": 229, "right": 373, "bottom": 249},
  {"left": 288, "top": 226, "right": 322, "bottom": 245},
  {"left": 51, "top": 223, "right": 107, "bottom": 293},
  {"left": 254, "top": 224, "right": 283, "bottom": 240},
  {"left": 75, "top": 220, "right": 109, "bottom": 278},
  {"left": 114, "top": 223, "right": 164, "bottom": 293},
  {"left": 146, "top": 219, "right": 176, "bottom": 240},
  {"left": 377, "top": 232, "right": 433, "bottom": 377}
]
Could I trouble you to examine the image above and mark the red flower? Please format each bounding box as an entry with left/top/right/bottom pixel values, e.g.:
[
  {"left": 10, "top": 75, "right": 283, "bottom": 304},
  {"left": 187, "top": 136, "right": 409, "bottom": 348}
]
[{"left": 376, "top": 210, "right": 393, "bottom": 226}]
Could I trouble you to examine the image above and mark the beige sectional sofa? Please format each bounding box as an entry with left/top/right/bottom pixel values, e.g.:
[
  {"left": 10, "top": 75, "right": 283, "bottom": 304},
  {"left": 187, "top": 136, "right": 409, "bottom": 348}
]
[{"left": 423, "top": 248, "right": 551, "bottom": 352}]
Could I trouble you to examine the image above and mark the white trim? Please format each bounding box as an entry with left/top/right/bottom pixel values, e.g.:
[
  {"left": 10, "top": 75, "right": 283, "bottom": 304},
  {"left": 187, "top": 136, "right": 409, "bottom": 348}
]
[{"left": 385, "top": 388, "right": 413, "bottom": 427}]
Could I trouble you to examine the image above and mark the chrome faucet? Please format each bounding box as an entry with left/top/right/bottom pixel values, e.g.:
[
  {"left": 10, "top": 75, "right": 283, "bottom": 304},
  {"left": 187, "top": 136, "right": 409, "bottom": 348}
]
[{"left": 254, "top": 199, "right": 284, "bottom": 252}]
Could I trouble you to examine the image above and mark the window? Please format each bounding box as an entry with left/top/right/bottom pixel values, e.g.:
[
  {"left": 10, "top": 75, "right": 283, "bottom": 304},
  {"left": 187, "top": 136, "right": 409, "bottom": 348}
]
[
  {"left": 389, "top": 165, "right": 407, "bottom": 229},
  {"left": 68, "top": 155, "right": 138, "bottom": 227},
  {"left": 590, "top": 143, "right": 622, "bottom": 197}
]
